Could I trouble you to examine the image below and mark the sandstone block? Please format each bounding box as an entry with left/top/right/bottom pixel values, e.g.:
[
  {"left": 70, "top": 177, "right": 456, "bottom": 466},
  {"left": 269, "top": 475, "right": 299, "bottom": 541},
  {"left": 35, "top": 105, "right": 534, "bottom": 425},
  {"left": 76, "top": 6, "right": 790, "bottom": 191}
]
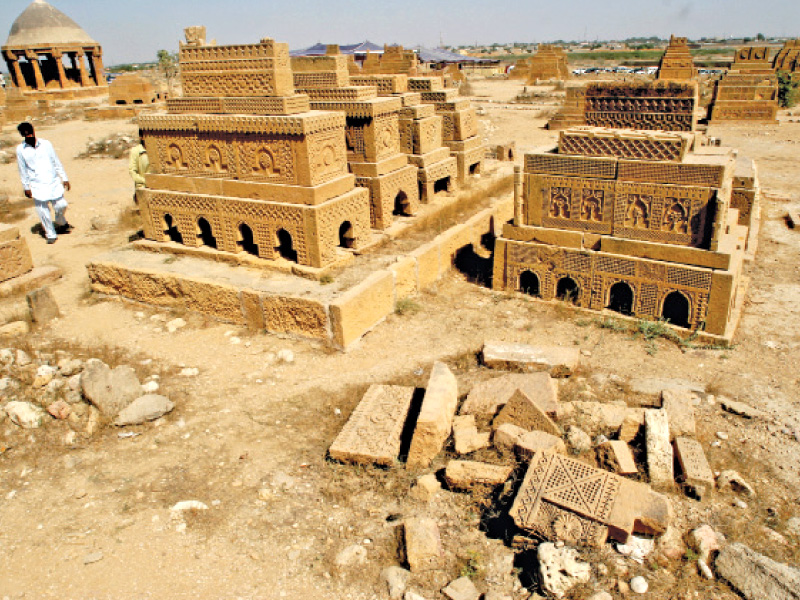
[
  {"left": 515, "top": 430, "right": 567, "bottom": 460},
  {"left": 493, "top": 423, "right": 527, "bottom": 452},
  {"left": 452, "top": 414, "right": 490, "bottom": 454},
  {"left": 510, "top": 451, "right": 670, "bottom": 547},
  {"left": 661, "top": 389, "right": 696, "bottom": 439},
  {"left": 329, "top": 385, "right": 415, "bottom": 466},
  {"left": 618, "top": 412, "right": 643, "bottom": 442},
  {"left": 410, "top": 473, "right": 441, "bottom": 502},
  {"left": 645, "top": 409, "right": 674, "bottom": 488},
  {"left": 442, "top": 577, "right": 480, "bottom": 600},
  {"left": 407, "top": 362, "right": 458, "bottom": 469},
  {"left": 715, "top": 543, "right": 800, "bottom": 600},
  {"left": 444, "top": 460, "right": 513, "bottom": 490},
  {"left": 330, "top": 270, "right": 394, "bottom": 348},
  {"left": 26, "top": 287, "right": 60, "bottom": 324},
  {"left": 403, "top": 517, "right": 443, "bottom": 572},
  {"left": 114, "top": 395, "right": 175, "bottom": 426},
  {"left": 596, "top": 440, "right": 638, "bottom": 475},
  {"left": 569, "top": 401, "right": 644, "bottom": 436},
  {"left": 0, "top": 321, "right": 30, "bottom": 336},
  {"left": 481, "top": 342, "right": 579, "bottom": 377},
  {"left": 493, "top": 389, "right": 560, "bottom": 435},
  {"left": 674, "top": 437, "right": 714, "bottom": 499},
  {"left": 461, "top": 372, "right": 559, "bottom": 418}
]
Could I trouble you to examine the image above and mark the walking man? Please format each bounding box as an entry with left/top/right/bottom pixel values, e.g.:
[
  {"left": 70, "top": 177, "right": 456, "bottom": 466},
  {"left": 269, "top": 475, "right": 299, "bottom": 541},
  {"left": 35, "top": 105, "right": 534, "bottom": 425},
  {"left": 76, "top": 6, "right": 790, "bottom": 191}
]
[{"left": 16, "top": 122, "right": 72, "bottom": 244}]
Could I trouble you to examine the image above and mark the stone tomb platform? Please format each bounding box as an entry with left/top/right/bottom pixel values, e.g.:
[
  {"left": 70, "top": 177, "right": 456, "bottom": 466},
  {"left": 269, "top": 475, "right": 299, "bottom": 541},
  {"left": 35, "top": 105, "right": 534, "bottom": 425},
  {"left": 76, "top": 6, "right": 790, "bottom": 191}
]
[
  {"left": 0, "top": 224, "right": 62, "bottom": 298},
  {"left": 87, "top": 169, "right": 513, "bottom": 348}
]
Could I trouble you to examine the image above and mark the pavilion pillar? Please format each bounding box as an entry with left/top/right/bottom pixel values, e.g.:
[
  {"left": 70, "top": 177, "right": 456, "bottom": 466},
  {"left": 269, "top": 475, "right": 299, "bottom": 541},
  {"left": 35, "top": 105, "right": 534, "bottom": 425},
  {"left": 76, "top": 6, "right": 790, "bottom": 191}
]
[
  {"left": 90, "top": 49, "right": 107, "bottom": 86},
  {"left": 76, "top": 51, "right": 92, "bottom": 87},
  {"left": 26, "top": 51, "right": 45, "bottom": 90},
  {"left": 51, "top": 51, "right": 68, "bottom": 88},
  {"left": 5, "top": 53, "right": 26, "bottom": 89}
]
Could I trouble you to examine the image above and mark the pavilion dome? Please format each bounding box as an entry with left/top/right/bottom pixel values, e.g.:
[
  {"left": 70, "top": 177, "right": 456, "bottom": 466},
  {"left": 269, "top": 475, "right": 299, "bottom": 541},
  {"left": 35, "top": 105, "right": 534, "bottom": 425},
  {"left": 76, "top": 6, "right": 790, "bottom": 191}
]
[{"left": 5, "top": 0, "right": 97, "bottom": 48}]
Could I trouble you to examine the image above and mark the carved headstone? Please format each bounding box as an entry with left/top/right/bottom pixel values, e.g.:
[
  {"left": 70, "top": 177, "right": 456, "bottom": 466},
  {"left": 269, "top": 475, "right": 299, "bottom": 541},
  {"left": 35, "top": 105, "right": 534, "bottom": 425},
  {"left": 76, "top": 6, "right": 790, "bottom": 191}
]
[{"left": 674, "top": 436, "right": 714, "bottom": 499}]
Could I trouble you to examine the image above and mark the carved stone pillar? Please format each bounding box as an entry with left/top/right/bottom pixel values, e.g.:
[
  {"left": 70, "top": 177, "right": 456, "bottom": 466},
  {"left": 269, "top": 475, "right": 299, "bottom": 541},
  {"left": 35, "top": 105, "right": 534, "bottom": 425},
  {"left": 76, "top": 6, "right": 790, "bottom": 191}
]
[
  {"left": 51, "top": 51, "right": 67, "bottom": 88},
  {"left": 5, "top": 53, "right": 26, "bottom": 89},
  {"left": 26, "top": 51, "right": 45, "bottom": 90},
  {"left": 76, "top": 52, "right": 92, "bottom": 87},
  {"left": 90, "top": 50, "right": 107, "bottom": 86}
]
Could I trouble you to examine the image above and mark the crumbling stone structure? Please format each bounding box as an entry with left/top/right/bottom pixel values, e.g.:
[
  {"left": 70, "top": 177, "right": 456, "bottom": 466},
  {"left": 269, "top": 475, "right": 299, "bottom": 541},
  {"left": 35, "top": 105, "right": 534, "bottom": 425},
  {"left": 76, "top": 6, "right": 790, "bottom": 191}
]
[
  {"left": 549, "top": 82, "right": 698, "bottom": 132},
  {"left": 2, "top": 0, "right": 107, "bottom": 99},
  {"left": 109, "top": 74, "right": 158, "bottom": 105},
  {"left": 291, "top": 54, "right": 420, "bottom": 229},
  {"left": 656, "top": 36, "right": 697, "bottom": 81},
  {"left": 710, "top": 47, "right": 779, "bottom": 123},
  {"left": 137, "top": 28, "right": 372, "bottom": 270},
  {"left": 493, "top": 126, "right": 755, "bottom": 339},
  {"left": 525, "top": 45, "right": 570, "bottom": 83},
  {"left": 773, "top": 38, "right": 800, "bottom": 76}
]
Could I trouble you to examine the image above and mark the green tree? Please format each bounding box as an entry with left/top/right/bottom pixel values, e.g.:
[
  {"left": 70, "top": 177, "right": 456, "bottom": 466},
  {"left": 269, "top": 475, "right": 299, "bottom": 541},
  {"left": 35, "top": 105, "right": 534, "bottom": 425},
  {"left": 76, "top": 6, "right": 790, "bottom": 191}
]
[
  {"left": 756, "top": 33, "right": 766, "bottom": 41},
  {"left": 157, "top": 49, "right": 179, "bottom": 94},
  {"left": 777, "top": 71, "right": 800, "bottom": 108}
]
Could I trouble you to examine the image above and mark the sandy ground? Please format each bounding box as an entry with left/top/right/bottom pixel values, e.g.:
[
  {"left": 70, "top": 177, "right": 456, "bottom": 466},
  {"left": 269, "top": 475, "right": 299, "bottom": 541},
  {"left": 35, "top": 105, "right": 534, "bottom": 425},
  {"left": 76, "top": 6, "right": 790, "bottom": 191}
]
[{"left": 0, "top": 79, "right": 799, "bottom": 600}]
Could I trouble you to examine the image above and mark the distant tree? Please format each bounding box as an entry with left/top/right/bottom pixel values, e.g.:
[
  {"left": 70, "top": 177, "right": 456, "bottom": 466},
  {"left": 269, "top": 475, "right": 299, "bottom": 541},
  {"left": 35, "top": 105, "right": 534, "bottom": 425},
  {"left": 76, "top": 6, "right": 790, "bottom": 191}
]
[
  {"left": 756, "top": 33, "right": 766, "bottom": 41},
  {"left": 777, "top": 71, "right": 799, "bottom": 107},
  {"left": 743, "top": 37, "right": 753, "bottom": 44},
  {"left": 157, "top": 50, "right": 179, "bottom": 93}
]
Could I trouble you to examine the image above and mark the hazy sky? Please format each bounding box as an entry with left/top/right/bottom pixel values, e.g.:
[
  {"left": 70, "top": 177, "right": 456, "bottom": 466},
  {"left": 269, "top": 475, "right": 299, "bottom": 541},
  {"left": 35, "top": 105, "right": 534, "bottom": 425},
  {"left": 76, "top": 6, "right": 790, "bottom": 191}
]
[{"left": 1, "top": 0, "right": 798, "bottom": 66}]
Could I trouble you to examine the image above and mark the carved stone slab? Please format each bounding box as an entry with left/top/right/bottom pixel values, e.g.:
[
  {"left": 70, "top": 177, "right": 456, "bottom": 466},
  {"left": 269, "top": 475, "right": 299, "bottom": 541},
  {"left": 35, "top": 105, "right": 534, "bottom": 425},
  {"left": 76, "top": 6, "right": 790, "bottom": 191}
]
[
  {"left": 328, "top": 384, "right": 414, "bottom": 466},
  {"left": 461, "top": 372, "right": 559, "bottom": 419},
  {"left": 510, "top": 451, "right": 671, "bottom": 546},
  {"left": 493, "top": 389, "right": 561, "bottom": 436},
  {"left": 645, "top": 409, "right": 674, "bottom": 488},
  {"left": 674, "top": 436, "right": 714, "bottom": 499}
]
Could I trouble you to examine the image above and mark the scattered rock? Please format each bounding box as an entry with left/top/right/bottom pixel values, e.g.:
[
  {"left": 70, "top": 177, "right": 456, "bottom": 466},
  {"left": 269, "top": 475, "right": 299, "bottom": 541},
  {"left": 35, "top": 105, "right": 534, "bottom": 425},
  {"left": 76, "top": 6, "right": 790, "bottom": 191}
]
[
  {"left": 461, "top": 372, "right": 559, "bottom": 418},
  {"left": 26, "top": 286, "right": 60, "bottom": 324},
  {"left": 277, "top": 349, "right": 294, "bottom": 363},
  {"left": 515, "top": 430, "right": 567, "bottom": 459},
  {"left": 381, "top": 565, "right": 411, "bottom": 599},
  {"left": 715, "top": 542, "right": 800, "bottom": 600},
  {"left": 83, "top": 551, "right": 104, "bottom": 565},
  {"left": 47, "top": 400, "right": 71, "bottom": 420},
  {"left": 616, "top": 535, "right": 654, "bottom": 564},
  {"left": 493, "top": 423, "right": 527, "bottom": 452},
  {"left": 689, "top": 524, "right": 721, "bottom": 578},
  {"left": 80, "top": 360, "right": 142, "bottom": 417},
  {"left": 33, "top": 364, "right": 57, "bottom": 387},
  {"left": 403, "top": 517, "right": 443, "bottom": 572},
  {"left": 444, "top": 460, "right": 513, "bottom": 490},
  {"left": 5, "top": 401, "right": 47, "bottom": 428},
  {"left": 442, "top": 576, "right": 480, "bottom": 600},
  {"left": 717, "top": 470, "right": 755, "bottom": 497},
  {"left": 453, "top": 414, "right": 490, "bottom": 454},
  {"left": 58, "top": 358, "right": 83, "bottom": 377},
  {"left": 630, "top": 575, "right": 648, "bottom": 594},
  {"left": 334, "top": 544, "right": 367, "bottom": 569},
  {"left": 586, "top": 593, "right": 613, "bottom": 600},
  {"left": 570, "top": 401, "right": 644, "bottom": 436},
  {"left": 114, "top": 394, "right": 174, "bottom": 426},
  {"left": 721, "top": 397, "right": 768, "bottom": 420},
  {"left": 405, "top": 592, "right": 427, "bottom": 600},
  {"left": 656, "top": 525, "right": 686, "bottom": 561},
  {"left": 141, "top": 380, "right": 160, "bottom": 393},
  {"left": 537, "top": 542, "right": 590, "bottom": 598},
  {"left": 0, "top": 321, "right": 30, "bottom": 336},
  {"left": 166, "top": 318, "right": 186, "bottom": 333},
  {"left": 786, "top": 517, "right": 800, "bottom": 537},
  {"left": 170, "top": 500, "right": 209, "bottom": 513},
  {"left": 16, "top": 350, "right": 31, "bottom": 366},
  {"left": 566, "top": 425, "right": 591, "bottom": 454},
  {"left": 180, "top": 367, "right": 199, "bottom": 377},
  {"left": 410, "top": 473, "right": 440, "bottom": 502}
]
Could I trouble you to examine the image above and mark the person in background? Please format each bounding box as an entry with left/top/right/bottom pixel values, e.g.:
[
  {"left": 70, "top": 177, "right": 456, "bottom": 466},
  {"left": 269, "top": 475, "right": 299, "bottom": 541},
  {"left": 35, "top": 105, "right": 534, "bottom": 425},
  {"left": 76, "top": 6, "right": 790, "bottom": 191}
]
[
  {"left": 15, "top": 121, "right": 71, "bottom": 244},
  {"left": 128, "top": 134, "right": 149, "bottom": 204}
]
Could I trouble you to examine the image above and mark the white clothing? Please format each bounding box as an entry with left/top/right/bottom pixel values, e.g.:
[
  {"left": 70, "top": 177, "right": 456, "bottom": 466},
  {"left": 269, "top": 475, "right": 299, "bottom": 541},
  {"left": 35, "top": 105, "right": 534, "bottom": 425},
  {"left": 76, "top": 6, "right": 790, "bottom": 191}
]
[
  {"left": 35, "top": 197, "right": 68, "bottom": 240},
  {"left": 16, "top": 138, "right": 69, "bottom": 201}
]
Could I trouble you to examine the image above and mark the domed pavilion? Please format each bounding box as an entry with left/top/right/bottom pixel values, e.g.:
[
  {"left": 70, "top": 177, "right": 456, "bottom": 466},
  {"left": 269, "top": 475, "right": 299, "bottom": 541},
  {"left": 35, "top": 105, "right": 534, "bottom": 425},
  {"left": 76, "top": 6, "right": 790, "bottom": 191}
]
[{"left": 2, "top": 0, "right": 107, "bottom": 98}]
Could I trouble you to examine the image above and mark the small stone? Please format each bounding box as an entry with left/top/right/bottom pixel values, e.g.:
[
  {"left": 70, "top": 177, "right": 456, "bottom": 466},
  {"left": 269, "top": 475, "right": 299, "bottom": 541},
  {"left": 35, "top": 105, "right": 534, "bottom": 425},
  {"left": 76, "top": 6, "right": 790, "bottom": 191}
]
[
  {"left": 141, "top": 380, "right": 160, "bottom": 394},
  {"left": 453, "top": 414, "right": 490, "bottom": 454},
  {"left": 444, "top": 460, "right": 513, "bottom": 490},
  {"left": 616, "top": 535, "right": 654, "bottom": 564},
  {"left": 404, "top": 517, "right": 442, "bottom": 572},
  {"left": 83, "top": 552, "right": 103, "bottom": 565},
  {"left": 180, "top": 367, "right": 199, "bottom": 377},
  {"left": 721, "top": 397, "right": 768, "bottom": 420},
  {"left": 566, "top": 425, "right": 591, "bottom": 454},
  {"left": 166, "top": 318, "right": 186, "bottom": 333},
  {"left": 114, "top": 395, "right": 174, "bottom": 426},
  {"left": 381, "top": 565, "right": 411, "bottom": 599},
  {"left": 716, "top": 431, "right": 729, "bottom": 440},
  {"left": 630, "top": 576, "right": 648, "bottom": 594},
  {"left": 47, "top": 400, "right": 71, "bottom": 420},
  {"left": 689, "top": 525, "right": 720, "bottom": 564},
  {"left": 410, "top": 473, "right": 440, "bottom": 502},
  {"left": 16, "top": 350, "right": 31, "bottom": 366},
  {"left": 442, "top": 576, "right": 480, "bottom": 600},
  {"left": 170, "top": 500, "right": 208, "bottom": 513},
  {"left": 0, "top": 321, "right": 30, "bottom": 336},
  {"left": 58, "top": 358, "right": 83, "bottom": 377},
  {"left": 334, "top": 544, "right": 367, "bottom": 569},
  {"left": 5, "top": 401, "right": 46, "bottom": 429},
  {"left": 405, "top": 593, "right": 427, "bottom": 600},
  {"left": 493, "top": 423, "right": 527, "bottom": 452},
  {"left": 26, "top": 287, "right": 60, "bottom": 324},
  {"left": 277, "top": 349, "right": 294, "bottom": 363},
  {"left": 717, "top": 470, "right": 755, "bottom": 497},
  {"left": 587, "top": 593, "right": 613, "bottom": 600},
  {"left": 33, "top": 364, "right": 57, "bottom": 387}
]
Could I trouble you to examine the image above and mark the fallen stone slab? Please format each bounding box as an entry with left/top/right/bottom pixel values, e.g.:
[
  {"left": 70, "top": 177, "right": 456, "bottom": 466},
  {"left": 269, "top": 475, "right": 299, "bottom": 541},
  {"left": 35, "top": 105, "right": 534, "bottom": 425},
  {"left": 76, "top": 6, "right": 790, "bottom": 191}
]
[
  {"left": 629, "top": 377, "right": 705, "bottom": 396},
  {"left": 715, "top": 542, "right": 800, "bottom": 600},
  {"left": 460, "top": 372, "right": 559, "bottom": 418},
  {"left": 329, "top": 384, "right": 415, "bottom": 466},
  {"left": 407, "top": 362, "right": 458, "bottom": 469},
  {"left": 80, "top": 360, "right": 142, "bottom": 418},
  {"left": 596, "top": 440, "right": 637, "bottom": 475},
  {"left": 674, "top": 437, "right": 714, "bottom": 499},
  {"left": 403, "top": 517, "right": 443, "bottom": 572},
  {"left": 567, "top": 401, "right": 644, "bottom": 436},
  {"left": 452, "top": 414, "right": 490, "bottom": 455},
  {"left": 515, "top": 430, "right": 567, "bottom": 460},
  {"left": 481, "top": 342, "right": 579, "bottom": 377},
  {"left": 442, "top": 576, "right": 480, "bottom": 600},
  {"left": 721, "top": 397, "right": 769, "bottom": 420},
  {"left": 661, "top": 389, "right": 696, "bottom": 440},
  {"left": 493, "top": 389, "right": 560, "bottom": 435},
  {"left": 26, "top": 286, "right": 60, "bottom": 324},
  {"left": 538, "top": 542, "right": 590, "bottom": 598},
  {"left": 444, "top": 460, "right": 513, "bottom": 490},
  {"left": 645, "top": 409, "right": 674, "bottom": 488},
  {"left": 114, "top": 394, "right": 175, "bottom": 426},
  {"left": 618, "top": 412, "right": 643, "bottom": 442},
  {"left": 509, "top": 451, "right": 670, "bottom": 547},
  {"left": 493, "top": 423, "right": 527, "bottom": 453}
]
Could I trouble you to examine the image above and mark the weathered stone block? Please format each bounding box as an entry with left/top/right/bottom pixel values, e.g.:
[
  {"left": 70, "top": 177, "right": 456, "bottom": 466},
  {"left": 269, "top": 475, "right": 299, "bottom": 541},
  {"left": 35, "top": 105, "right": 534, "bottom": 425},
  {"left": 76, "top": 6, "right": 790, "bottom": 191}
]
[
  {"left": 330, "top": 270, "right": 394, "bottom": 348},
  {"left": 481, "top": 342, "right": 580, "bottom": 377},
  {"left": 461, "top": 372, "right": 559, "bottom": 418},
  {"left": 407, "top": 362, "right": 458, "bottom": 468},
  {"left": 26, "top": 287, "right": 60, "bottom": 324},
  {"left": 452, "top": 414, "right": 490, "bottom": 454},
  {"left": 715, "top": 543, "right": 800, "bottom": 600},
  {"left": 493, "top": 389, "right": 561, "bottom": 435},
  {"left": 661, "top": 389, "right": 696, "bottom": 440},
  {"left": 329, "top": 384, "right": 415, "bottom": 466},
  {"left": 645, "top": 409, "right": 674, "bottom": 488},
  {"left": 444, "top": 460, "right": 513, "bottom": 490},
  {"left": 596, "top": 440, "right": 637, "bottom": 475},
  {"left": 674, "top": 437, "right": 714, "bottom": 499},
  {"left": 442, "top": 576, "right": 480, "bottom": 600},
  {"left": 618, "top": 412, "right": 643, "bottom": 442},
  {"left": 515, "top": 430, "right": 567, "bottom": 460},
  {"left": 493, "top": 423, "right": 527, "bottom": 452},
  {"left": 403, "top": 517, "right": 443, "bottom": 572},
  {"left": 0, "top": 227, "right": 34, "bottom": 284},
  {"left": 263, "top": 295, "right": 328, "bottom": 339}
]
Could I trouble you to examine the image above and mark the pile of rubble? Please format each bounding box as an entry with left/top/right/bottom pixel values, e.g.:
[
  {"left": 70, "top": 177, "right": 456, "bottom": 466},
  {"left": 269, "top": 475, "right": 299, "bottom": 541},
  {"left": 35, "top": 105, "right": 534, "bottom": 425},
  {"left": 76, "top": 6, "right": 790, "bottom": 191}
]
[
  {"left": 1, "top": 346, "right": 174, "bottom": 445},
  {"left": 328, "top": 341, "right": 800, "bottom": 599},
  {"left": 77, "top": 132, "right": 139, "bottom": 160}
]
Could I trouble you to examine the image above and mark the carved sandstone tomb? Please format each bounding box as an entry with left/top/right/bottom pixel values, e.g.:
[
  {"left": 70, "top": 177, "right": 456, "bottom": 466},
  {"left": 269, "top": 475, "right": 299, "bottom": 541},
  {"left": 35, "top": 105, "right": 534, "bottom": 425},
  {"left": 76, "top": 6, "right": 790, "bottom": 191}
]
[
  {"left": 136, "top": 28, "right": 372, "bottom": 270},
  {"left": 290, "top": 54, "right": 420, "bottom": 229},
  {"left": 773, "top": 38, "right": 800, "bottom": 77},
  {"left": 548, "top": 81, "right": 699, "bottom": 132},
  {"left": 349, "top": 74, "right": 461, "bottom": 204},
  {"left": 525, "top": 44, "right": 570, "bottom": 84},
  {"left": 492, "top": 126, "right": 756, "bottom": 340},
  {"left": 361, "top": 44, "right": 420, "bottom": 76},
  {"left": 710, "top": 46, "right": 779, "bottom": 124},
  {"left": 109, "top": 73, "right": 158, "bottom": 105},
  {"left": 656, "top": 36, "right": 697, "bottom": 81},
  {"left": 2, "top": 0, "right": 107, "bottom": 100}
]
